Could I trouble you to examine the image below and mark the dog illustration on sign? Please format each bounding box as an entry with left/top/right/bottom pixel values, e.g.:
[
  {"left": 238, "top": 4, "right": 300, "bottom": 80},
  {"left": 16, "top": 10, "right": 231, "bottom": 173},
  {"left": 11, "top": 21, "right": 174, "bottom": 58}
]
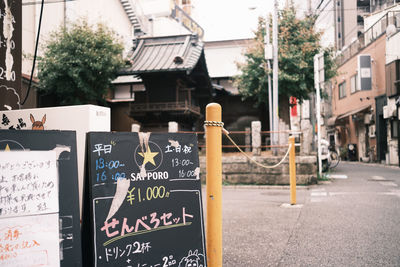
[
  {"left": 179, "top": 250, "right": 204, "bottom": 267},
  {"left": 30, "top": 114, "right": 46, "bottom": 130}
]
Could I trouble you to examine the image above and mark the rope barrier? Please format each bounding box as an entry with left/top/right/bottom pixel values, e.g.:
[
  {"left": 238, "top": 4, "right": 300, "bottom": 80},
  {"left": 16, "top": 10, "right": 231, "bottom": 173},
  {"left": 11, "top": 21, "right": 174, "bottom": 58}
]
[
  {"left": 223, "top": 131, "right": 292, "bottom": 169},
  {"left": 204, "top": 120, "right": 292, "bottom": 169}
]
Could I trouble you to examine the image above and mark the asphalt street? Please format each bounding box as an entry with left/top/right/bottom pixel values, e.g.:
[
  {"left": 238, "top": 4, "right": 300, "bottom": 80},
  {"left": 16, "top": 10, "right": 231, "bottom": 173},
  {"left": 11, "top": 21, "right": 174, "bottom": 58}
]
[{"left": 206, "top": 162, "right": 400, "bottom": 266}]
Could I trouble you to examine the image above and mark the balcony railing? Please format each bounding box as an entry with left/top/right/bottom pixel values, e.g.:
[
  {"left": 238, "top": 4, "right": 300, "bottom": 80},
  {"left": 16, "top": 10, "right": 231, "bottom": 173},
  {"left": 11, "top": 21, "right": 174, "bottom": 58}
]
[
  {"left": 130, "top": 101, "right": 201, "bottom": 116},
  {"left": 336, "top": 11, "right": 400, "bottom": 66},
  {"left": 171, "top": 5, "right": 204, "bottom": 39}
]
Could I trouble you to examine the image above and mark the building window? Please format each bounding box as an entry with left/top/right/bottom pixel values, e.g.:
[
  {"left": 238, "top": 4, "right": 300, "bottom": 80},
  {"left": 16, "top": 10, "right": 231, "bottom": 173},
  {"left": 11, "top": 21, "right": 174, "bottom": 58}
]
[
  {"left": 114, "top": 85, "right": 135, "bottom": 99},
  {"left": 392, "top": 120, "right": 398, "bottom": 138},
  {"left": 350, "top": 74, "right": 359, "bottom": 93},
  {"left": 339, "top": 81, "right": 346, "bottom": 99}
]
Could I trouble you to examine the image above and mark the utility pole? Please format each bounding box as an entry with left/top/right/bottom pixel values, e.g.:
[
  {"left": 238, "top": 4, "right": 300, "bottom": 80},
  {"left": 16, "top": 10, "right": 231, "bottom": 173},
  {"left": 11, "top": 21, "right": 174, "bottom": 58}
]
[
  {"left": 314, "top": 53, "right": 324, "bottom": 177},
  {"left": 272, "top": 0, "right": 279, "bottom": 155},
  {"left": 265, "top": 17, "right": 273, "bottom": 146}
]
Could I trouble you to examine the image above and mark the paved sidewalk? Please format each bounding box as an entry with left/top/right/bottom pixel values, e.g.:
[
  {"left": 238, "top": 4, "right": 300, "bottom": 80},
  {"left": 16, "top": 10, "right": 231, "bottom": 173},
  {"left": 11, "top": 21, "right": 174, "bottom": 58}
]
[
  {"left": 202, "top": 161, "right": 400, "bottom": 266},
  {"left": 203, "top": 186, "right": 309, "bottom": 266}
]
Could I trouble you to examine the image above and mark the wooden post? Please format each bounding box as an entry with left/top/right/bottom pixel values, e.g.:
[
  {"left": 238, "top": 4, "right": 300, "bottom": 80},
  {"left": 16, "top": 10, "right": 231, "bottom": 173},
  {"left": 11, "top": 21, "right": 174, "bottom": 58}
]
[{"left": 205, "top": 103, "right": 222, "bottom": 266}]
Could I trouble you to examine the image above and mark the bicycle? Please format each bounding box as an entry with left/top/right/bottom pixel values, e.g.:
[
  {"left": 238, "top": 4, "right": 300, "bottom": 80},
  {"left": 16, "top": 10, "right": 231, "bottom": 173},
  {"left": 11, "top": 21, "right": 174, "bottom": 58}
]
[
  {"left": 321, "top": 141, "right": 340, "bottom": 172},
  {"left": 327, "top": 145, "right": 340, "bottom": 169}
]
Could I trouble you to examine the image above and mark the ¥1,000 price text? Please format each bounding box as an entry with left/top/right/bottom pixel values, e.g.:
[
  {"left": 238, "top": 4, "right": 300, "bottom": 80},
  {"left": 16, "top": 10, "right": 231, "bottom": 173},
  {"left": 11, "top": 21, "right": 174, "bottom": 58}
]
[{"left": 126, "top": 186, "right": 170, "bottom": 205}]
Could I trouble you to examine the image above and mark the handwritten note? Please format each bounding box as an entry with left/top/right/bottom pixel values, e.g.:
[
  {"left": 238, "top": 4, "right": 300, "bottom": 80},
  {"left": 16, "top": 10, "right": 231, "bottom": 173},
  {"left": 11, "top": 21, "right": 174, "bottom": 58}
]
[
  {"left": 0, "top": 151, "right": 58, "bottom": 218},
  {"left": 0, "top": 213, "right": 60, "bottom": 266}
]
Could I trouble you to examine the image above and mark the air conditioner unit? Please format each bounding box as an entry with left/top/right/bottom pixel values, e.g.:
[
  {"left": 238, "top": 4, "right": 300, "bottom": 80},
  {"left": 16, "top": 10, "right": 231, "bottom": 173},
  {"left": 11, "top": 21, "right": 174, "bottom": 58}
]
[
  {"left": 369, "top": 125, "right": 376, "bottom": 138},
  {"left": 364, "top": 114, "right": 372, "bottom": 124},
  {"left": 383, "top": 105, "right": 396, "bottom": 119},
  {"left": 383, "top": 106, "right": 389, "bottom": 119},
  {"left": 389, "top": 104, "right": 397, "bottom": 117}
]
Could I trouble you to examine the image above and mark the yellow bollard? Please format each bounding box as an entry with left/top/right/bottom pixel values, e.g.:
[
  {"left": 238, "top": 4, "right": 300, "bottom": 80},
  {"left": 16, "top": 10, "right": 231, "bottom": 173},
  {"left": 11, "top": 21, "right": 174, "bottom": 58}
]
[
  {"left": 289, "top": 136, "right": 296, "bottom": 205},
  {"left": 205, "top": 103, "right": 222, "bottom": 267}
]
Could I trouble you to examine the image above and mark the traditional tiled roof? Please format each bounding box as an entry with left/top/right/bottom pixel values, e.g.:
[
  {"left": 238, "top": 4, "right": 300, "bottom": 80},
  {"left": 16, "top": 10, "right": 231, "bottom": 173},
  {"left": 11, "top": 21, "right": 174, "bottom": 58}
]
[{"left": 121, "top": 34, "right": 203, "bottom": 74}]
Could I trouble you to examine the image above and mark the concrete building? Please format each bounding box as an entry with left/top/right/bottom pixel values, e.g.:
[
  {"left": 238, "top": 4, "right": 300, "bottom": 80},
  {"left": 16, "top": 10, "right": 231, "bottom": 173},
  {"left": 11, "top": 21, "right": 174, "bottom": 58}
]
[
  {"left": 312, "top": 0, "right": 400, "bottom": 50},
  {"left": 328, "top": 5, "right": 400, "bottom": 164},
  {"left": 383, "top": 15, "right": 400, "bottom": 165}
]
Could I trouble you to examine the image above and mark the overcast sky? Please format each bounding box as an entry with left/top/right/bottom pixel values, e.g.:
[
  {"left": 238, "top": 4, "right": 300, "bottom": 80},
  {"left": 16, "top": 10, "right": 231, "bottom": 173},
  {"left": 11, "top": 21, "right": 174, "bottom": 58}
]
[{"left": 192, "top": 0, "right": 309, "bottom": 41}]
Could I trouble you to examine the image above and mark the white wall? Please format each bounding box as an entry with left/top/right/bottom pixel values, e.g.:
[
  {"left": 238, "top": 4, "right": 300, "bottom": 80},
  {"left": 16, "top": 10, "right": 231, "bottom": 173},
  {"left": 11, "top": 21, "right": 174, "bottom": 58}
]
[
  {"left": 343, "top": 0, "right": 358, "bottom": 47},
  {"left": 22, "top": 0, "right": 133, "bottom": 75},
  {"left": 138, "top": 0, "right": 171, "bottom": 17},
  {"left": 315, "top": 0, "right": 335, "bottom": 48},
  {"left": 386, "top": 28, "right": 400, "bottom": 64},
  {"left": 69, "top": 0, "right": 133, "bottom": 53},
  {"left": 151, "top": 17, "right": 191, "bottom": 37},
  {"left": 204, "top": 40, "right": 249, "bottom": 78}
]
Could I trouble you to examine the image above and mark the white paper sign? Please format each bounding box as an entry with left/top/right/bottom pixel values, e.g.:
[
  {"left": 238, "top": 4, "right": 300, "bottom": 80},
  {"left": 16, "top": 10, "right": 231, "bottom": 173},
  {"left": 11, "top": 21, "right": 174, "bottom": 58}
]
[
  {"left": 0, "top": 213, "right": 60, "bottom": 266},
  {"left": 360, "top": 67, "right": 371, "bottom": 78},
  {"left": 0, "top": 151, "right": 58, "bottom": 218}
]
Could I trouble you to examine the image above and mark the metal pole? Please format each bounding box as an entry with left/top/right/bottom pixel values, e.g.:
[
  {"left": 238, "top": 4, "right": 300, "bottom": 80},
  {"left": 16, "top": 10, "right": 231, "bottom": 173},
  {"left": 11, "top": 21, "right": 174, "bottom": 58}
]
[
  {"left": 289, "top": 136, "right": 296, "bottom": 205},
  {"left": 396, "top": 98, "right": 400, "bottom": 167},
  {"left": 266, "top": 18, "right": 273, "bottom": 145},
  {"left": 272, "top": 0, "right": 279, "bottom": 155},
  {"left": 314, "top": 54, "right": 322, "bottom": 177},
  {"left": 205, "top": 103, "right": 222, "bottom": 267}
]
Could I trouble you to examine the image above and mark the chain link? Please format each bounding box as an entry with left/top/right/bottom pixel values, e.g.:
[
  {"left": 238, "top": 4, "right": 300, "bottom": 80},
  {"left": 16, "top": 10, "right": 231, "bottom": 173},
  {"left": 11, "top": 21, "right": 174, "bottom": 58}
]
[{"left": 204, "top": 120, "right": 224, "bottom": 127}]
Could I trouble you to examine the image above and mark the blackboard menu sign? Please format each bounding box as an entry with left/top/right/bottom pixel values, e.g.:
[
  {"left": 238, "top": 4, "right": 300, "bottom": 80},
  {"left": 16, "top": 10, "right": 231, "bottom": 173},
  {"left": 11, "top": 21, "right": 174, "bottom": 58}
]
[
  {"left": 0, "top": 130, "right": 82, "bottom": 267},
  {"left": 84, "top": 132, "right": 206, "bottom": 267}
]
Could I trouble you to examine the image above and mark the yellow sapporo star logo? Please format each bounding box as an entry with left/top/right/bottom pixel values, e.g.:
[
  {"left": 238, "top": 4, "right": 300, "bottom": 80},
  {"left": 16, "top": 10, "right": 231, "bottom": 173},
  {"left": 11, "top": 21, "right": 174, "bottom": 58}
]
[{"left": 138, "top": 146, "right": 159, "bottom": 166}]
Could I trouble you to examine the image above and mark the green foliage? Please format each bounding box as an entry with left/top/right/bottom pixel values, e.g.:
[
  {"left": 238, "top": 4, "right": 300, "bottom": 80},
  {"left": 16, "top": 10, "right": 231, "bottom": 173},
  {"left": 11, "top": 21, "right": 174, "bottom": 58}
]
[
  {"left": 235, "top": 5, "right": 336, "bottom": 107},
  {"left": 38, "top": 20, "right": 125, "bottom": 105}
]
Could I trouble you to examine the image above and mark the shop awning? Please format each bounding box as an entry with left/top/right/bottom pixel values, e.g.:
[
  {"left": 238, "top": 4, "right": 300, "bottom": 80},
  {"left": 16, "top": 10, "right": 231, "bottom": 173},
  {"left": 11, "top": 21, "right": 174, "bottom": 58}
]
[
  {"left": 327, "top": 116, "right": 337, "bottom": 126},
  {"left": 336, "top": 104, "right": 371, "bottom": 120}
]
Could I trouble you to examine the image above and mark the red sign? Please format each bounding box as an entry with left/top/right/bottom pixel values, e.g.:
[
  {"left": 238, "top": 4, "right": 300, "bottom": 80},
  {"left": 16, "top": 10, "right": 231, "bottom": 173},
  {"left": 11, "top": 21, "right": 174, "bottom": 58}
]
[{"left": 290, "top": 97, "right": 297, "bottom": 117}]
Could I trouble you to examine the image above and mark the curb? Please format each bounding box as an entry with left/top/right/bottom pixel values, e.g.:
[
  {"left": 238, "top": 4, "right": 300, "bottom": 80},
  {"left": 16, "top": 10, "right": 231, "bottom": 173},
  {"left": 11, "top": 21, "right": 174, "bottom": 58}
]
[
  {"left": 341, "top": 161, "right": 400, "bottom": 170},
  {"left": 220, "top": 185, "right": 309, "bottom": 190}
]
